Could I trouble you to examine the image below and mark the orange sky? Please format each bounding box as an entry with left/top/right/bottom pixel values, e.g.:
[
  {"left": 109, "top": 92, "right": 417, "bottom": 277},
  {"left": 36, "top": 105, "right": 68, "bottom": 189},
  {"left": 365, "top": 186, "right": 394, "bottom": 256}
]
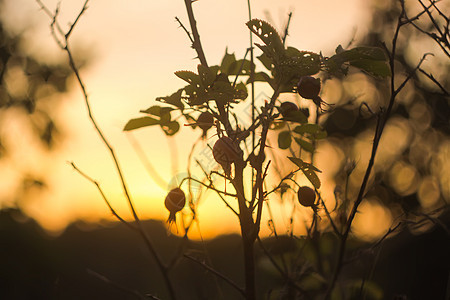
[{"left": 0, "top": 0, "right": 397, "bottom": 240}]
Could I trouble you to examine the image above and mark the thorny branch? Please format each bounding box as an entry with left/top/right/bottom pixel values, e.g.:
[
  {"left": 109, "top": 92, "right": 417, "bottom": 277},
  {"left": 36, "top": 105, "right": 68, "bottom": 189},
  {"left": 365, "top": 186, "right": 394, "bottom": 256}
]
[{"left": 70, "top": 162, "right": 136, "bottom": 231}]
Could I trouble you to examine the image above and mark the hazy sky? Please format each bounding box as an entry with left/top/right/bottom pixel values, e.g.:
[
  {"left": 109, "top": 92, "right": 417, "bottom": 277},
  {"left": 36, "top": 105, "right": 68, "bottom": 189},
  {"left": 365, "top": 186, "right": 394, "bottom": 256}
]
[{"left": 1, "top": 0, "right": 385, "bottom": 239}]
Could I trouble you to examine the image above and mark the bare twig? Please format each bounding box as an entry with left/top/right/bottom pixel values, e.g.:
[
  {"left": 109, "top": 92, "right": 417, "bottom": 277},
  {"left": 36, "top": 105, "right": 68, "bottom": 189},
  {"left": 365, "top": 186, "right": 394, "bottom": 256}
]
[
  {"left": 418, "top": 68, "right": 450, "bottom": 95},
  {"left": 175, "top": 16, "right": 194, "bottom": 45},
  {"left": 256, "top": 237, "right": 311, "bottom": 299},
  {"left": 87, "top": 269, "right": 153, "bottom": 300},
  {"left": 70, "top": 162, "right": 136, "bottom": 231},
  {"left": 184, "top": 254, "right": 246, "bottom": 297},
  {"left": 282, "top": 12, "right": 293, "bottom": 46},
  {"left": 183, "top": 0, "right": 208, "bottom": 67}
]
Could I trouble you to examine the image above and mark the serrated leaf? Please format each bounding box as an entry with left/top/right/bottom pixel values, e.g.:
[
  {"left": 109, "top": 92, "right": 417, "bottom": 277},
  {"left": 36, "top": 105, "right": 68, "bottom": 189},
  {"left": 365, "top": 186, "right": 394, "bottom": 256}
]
[
  {"left": 123, "top": 116, "right": 159, "bottom": 131},
  {"left": 281, "top": 48, "right": 321, "bottom": 77},
  {"left": 278, "top": 131, "right": 292, "bottom": 149},
  {"left": 246, "top": 19, "right": 284, "bottom": 60},
  {"left": 175, "top": 70, "right": 201, "bottom": 86}
]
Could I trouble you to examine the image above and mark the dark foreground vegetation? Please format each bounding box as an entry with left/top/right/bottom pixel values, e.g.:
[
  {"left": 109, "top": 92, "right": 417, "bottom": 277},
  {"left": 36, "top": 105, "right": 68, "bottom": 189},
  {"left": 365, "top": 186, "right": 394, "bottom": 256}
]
[{"left": 1, "top": 208, "right": 449, "bottom": 300}]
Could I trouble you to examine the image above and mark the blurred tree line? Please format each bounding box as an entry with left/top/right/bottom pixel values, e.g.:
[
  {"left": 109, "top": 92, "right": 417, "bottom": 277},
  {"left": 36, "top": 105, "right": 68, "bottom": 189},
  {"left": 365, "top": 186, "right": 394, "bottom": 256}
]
[
  {"left": 0, "top": 0, "right": 72, "bottom": 209},
  {"left": 321, "top": 0, "right": 449, "bottom": 230}
]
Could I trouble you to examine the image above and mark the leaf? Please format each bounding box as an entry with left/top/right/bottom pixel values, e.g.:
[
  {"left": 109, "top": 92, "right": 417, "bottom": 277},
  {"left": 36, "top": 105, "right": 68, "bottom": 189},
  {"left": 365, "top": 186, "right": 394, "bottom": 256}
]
[
  {"left": 343, "top": 46, "right": 387, "bottom": 61},
  {"left": 247, "top": 71, "right": 271, "bottom": 84},
  {"left": 278, "top": 131, "right": 291, "bottom": 149},
  {"left": 293, "top": 124, "right": 327, "bottom": 139},
  {"left": 175, "top": 70, "right": 201, "bottom": 86},
  {"left": 257, "top": 53, "right": 274, "bottom": 71},
  {"left": 198, "top": 64, "right": 217, "bottom": 87},
  {"left": 281, "top": 48, "right": 322, "bottom": 77},
  {"left": 349, "top": 59, "right": 391, "bottom": 78},
  {"left": 220, "top": 49, "right": 237, "bottom": 74},
  {"left": 156, "top": 89, "right": 184, "bottom": 109},
  {"left": 282, "top": 110, "right": 308, "bottom": 124},
  {"left": 288, "top": 157, "right": 322, "bottom": 189},
  {"left": 327, "top": 46, "right": 390, "bottom": 78},
  {"left": 246, "top": 19, "right": 284, "bottom": 60},
  {"left": 234, "top": 82, "right": 248, "bottom": 100},
  {"left": 123, "top": 116, "right": 159, "bottom": 131},
  {"left": 294, "top": 137, "right": 315, "bottom": 153},
  {"left": 141, "top": 105, "right": 173, "bottom": 116},
  {"left": 160, "top": 121, "right": 180, "bottom": 136}
]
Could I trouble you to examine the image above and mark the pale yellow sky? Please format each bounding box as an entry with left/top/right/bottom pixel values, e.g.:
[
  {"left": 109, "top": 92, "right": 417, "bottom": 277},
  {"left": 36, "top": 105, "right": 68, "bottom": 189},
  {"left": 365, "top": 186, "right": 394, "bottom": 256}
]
[{"left": 0, "top": 0, "right": 390, "bottom": 239}]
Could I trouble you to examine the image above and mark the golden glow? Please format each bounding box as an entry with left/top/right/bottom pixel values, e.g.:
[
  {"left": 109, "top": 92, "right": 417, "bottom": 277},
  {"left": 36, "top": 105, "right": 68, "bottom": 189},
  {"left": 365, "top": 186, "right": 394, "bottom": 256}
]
[
  {"left": 1, "top": 0, "right": 414, "bottom": 240},
  {"left": 353, "top": 197, "right": 393, "bottom": 242}
]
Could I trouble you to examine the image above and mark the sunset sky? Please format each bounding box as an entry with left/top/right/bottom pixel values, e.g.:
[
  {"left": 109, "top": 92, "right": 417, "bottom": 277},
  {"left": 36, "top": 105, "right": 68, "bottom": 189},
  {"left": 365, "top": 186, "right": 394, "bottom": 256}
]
[{"left": 0, "top": 0, "right": 398, "bottom": 239}]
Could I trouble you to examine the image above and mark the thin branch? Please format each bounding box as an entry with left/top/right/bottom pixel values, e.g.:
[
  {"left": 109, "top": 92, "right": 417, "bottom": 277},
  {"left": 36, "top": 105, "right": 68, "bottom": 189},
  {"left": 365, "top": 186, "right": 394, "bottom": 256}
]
[
  {"left": 196, "top": 159, "right": 239, "bottom": 216},
  {"left": 282, "top": 12, "right": 293, "bottom": 46},
  {"left": 418, "top": 68, "right": 450, "bottom": 95},
  {"left": 184, "top": 254, "right": 246, "bottom": 297},
  {"left": 65, "top": 0, "right": 90, "bottom": 39},
  {"left": 393, "top": 52, "right": 433, "bottom": 96},
  {"left": 183, "top": 0, "right": 208, "bottom": 67},
  {"left": 70, "top": 162, "right": 136, "bottom": 231},
  {"left": 256, "top": 237, "right": 311, "bottom": 299},
  {"left": 175, "top": 16, "right": 195, "bottom": 45},
  {"left": 87, "top": 269, "right": 153, "bottom": 300}
]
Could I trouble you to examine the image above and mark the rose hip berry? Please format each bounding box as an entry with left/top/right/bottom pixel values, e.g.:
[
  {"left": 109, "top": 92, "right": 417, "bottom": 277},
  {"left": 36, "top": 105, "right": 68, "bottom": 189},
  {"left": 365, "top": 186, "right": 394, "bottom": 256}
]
[
  {"left": 165, "top": 187, "right": 186, "bottom": 223},
  {"left": 278, "top": 101, "right": 298, "bottom": 118},
  {"left": 297, "top": 76, "right": 321, "bottom": 100},
  {"left": 213, "top": 136, "right": 241, "bottom": 176},
  {"left": 297, "top": 186, "right": 316, "bottom": 207},
  {"left": 197, "top": 111, "right": 214, "bottom": 138}
]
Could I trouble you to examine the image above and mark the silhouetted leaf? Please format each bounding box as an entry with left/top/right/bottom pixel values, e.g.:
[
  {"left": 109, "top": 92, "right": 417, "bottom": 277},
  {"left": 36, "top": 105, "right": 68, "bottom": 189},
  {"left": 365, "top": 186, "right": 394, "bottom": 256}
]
[
  {"left": 350, "top": 59, "right": 391, "bottom": 78},
  {"left": 175, "top": 70, "right": 201, "bottom": 86},
  {"left": 326, "top": 46, "right": 390, "bottom": 78},
  {"left": 198, "top": 64, "right": 217, "bottom": 87},
  {"left": 161, "top": 121, "right": 180, "bottom": 136},
  {"left": 123, "top": 117, "right": 159, "bottom": 131},
  {"left": 246, "top": 19, "right": 284, "bottom": 60},
  {"left": 288, "top": 157, "right": 321, "bottom": 189},
  {"left": 156, "top": 89, "right": 184, "bottom": 109},
  {"left": 294, "top": 137, "right": 314, "bottom": 153},
  {"left": 282, "top": 110, "right": 308, "bottom": 124},
  {"left": 294, "top": 124, "right": 327, "bottom": 139},
  {"left": 278, "top": 131, "right": 291, "bottom": 149},
  {"left": 220, "top": 49, "right": 237, "bottom": 74}
]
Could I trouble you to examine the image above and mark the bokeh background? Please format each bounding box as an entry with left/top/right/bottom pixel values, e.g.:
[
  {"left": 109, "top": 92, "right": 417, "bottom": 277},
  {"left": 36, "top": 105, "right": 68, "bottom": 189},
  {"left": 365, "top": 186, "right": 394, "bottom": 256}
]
[
  {"left": 0, "top": 0, "right": 449, "bottom": 298},
  {"left": 0, "top": 0, "right": 396, "bottom": 238}
]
